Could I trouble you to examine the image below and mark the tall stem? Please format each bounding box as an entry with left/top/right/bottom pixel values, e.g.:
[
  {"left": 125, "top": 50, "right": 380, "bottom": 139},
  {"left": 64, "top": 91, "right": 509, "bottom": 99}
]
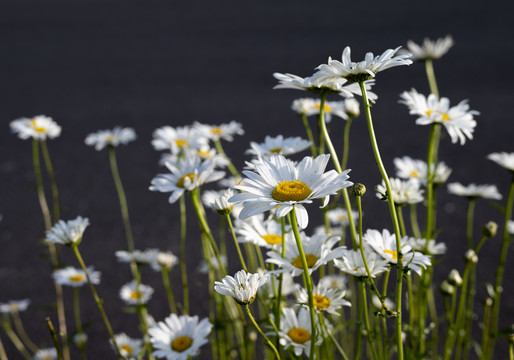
[
  {"left": 40, "top": 140, "right": 60, "bottom": 222},
  {"left": 244, "top": 305, "right": 281, "bottom": 360},
  {"left": 214, "top": 139, "right": 240, "bottom": 179},
  {"left": 225, "top": 214, "right": 248, "bottom": 271},
  {"left": 12, "top": 311, "right": 38, "bottom": 353},
  {"left": 341, "top": 116, "right": 354, "bottom": 171},
  {"left": 466, "top": 199, "right": 476, "bottom": 248},
  {"left": 1, "top": 317, "right": 32, "bottom": 360},
  {"left": 301, "top": 114, "right": 318, "bottom": 157},
  {"left": 359, "top": 280, "right": 380, "bottom": 360},
  {"left": 179, "top": 196, "right": 189, "bottom": 314}
]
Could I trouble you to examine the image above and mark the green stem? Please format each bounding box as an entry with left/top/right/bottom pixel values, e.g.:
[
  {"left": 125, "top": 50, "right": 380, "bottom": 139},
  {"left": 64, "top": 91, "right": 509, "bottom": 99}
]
[
  {"left": 320, "top": 312, "right": 349, "bottom": 360},
  {"left": 161, "top": 268, "right": 178, "bottom": 314},
  {"left": 425, "top": 59, "right": 439, "bottom": 99},
  {"left": 225, "top": 214, "right": 248, "bottom": 271},
  {"left": 179, "top": 196, "right": 189, "bottom": 314},
  {"left": 1, "top": 317, "right": 32, "bottom": 360},
  {"left": 73, "top": 288, "right": 87, "bottom": 360},
  {"left": 32, "top": 139, "right": 52, "bottom": 230},
  {"left": 12, "top": 311, "right": 38, "bottom": 353},
  {"left": 341, "top": 116, "right": 354, "bottom": 171},
  {"left": 45, "top": 317, "right": 63, "bottom": 360},
  {"left": 244, "top": 305, "right": 281, "bottom": 360},
  {"left": 301, "top": 114, "right": 318, "bottom": 157},
  {"left": 40, "top": 140, "right": 60, "bottom": 222},
  {"left": 425, "top": 124, "right": 438, "bottom": 242},
  {"left": 409, "top": 204, "right": 422, "bottom": 239},
  {"left": 397, "top": 206, "right": 407, "bottom": 237},
  {"left": 359, "top": 281, "right": 380, "bottom": 360},
  {"left": 466, "top": 199, "right": 476, "bottom": 248},
  {"left": 0, "top": 336, "right": 8, "bottom": 360}
]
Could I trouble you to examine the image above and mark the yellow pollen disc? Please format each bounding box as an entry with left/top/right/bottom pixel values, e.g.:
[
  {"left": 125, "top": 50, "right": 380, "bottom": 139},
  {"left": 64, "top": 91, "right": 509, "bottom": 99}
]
[
  {"left": 337, "top": 215, "right": 348, "bottom": 221},
  {"left": 105, "top": 135, "right": 116, "bottom": 142},
  {"left": 353, "top": 267, "right": 359, "bottom": 272},
  {"left": 30, "top": 119, "right": 47, "bottom": 133},
  {"left": 198, "top": 149, "right": 210, "bottom": 157},
  {"left": 383, "top": 249, "right": 398, "bottom": 260},
  {"left": 175, "top": 139, "right": 187, "bottom": 148},
  {"left": 121, "top": 344, "right": 133, "bottom": 354},
  {"left": 210, "top": 127, "right": 222, "bottom": 134},
  {"left": 262, "top": 234, "right": 282, "bottom": 245},
  {"left": 269, "top": 147, "right": 282, "bottom": 154},
  {"left": 409, "top": 170, "right": 420, "bottom": 178},
  {"left": 130, "top": 291, "right": 142, "bottom": 299},
  {"left": 314, "top": 104, "right": 332, "bottom": 112},
  {"left": 171, "top": 336, "right": 193, "bottom": 352},
  {"left": 313, "top": 294, "right": 330, "bottom": 309},
  {"left": 425, "top": 110, "right": 432, "bottom": 116},
  {"left": 177, "top": 173, "right": 196, "bottom": 188},
  {"left": 272, "top": 180, "right": 312, "bottom": 202},
  {"left": 291, "top": 254, "right": 318, "bottom": 269},
  {"left": 69, "top": 275, "right": 85, "bottom": 282},
  {"left": 441, "top": 113, "right": 450, "bottom": 121},
  {"left": 287, "top": 327, "right": 311, "bottom": 344}
]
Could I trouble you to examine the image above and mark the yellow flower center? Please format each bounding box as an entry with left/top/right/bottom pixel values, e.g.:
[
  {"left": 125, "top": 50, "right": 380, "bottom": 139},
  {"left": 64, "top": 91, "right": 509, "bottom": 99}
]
[
  {"left": 314, "top": 104, "right": 332, "bottom": 112},
  {"left": 30, "top": 119, "right": 47, "bottom": 133},
  {"left": 441, "top": 113, "right": 450, "bottom": 121},
  {"left": 105, "top": 135, "right": 116, "bottom": 142},
  {"left": 313, "top": 294, "right": 331, "bottom": 310},
  {"left": 425, "top": 110, "right": 432, "bottom": 116},
  {"left": 409, "top": 170, "right": 420, "bottom": 178},
  {"left": 269, "top": 147, "right": 282, "bottom": 154},
  {"left": 383, "top": 249, "right": 398, "bottom": 260},
  {"left": 121, "top": 344, "right": 133, "bottom": 354},
  {"left": 210, "top": 127, "right": 222, "bottom": 135},
  {"left": 69, "top": 275, "right": 85, "bottom": 282},
  {"left": 291, "top": 254, "right": 318, "bottom": 269},
  {"left": 287, "top": 327, "right": 311, "bottom": 344},
  {"left": 272, "top": 180, "right": 312, "bottom": 202},
  {"left": 337, "top": 214, "right": 348, "bottom": 221},
  {"left": 198, "top": 149, "right": 211, "bottom": 157},
  {"left": 130, "top": 291, "right": 142, "bottom": 300},
  {"left": 262, "top": 234, "right": 282, "bottom": 245},
  {"left": 175, "top": 139, "right": 187, "bottom": 148},
  {"left": 177, "top": 173, "right": 196, "bottom": 188},
  {"left": 171, "top": 336, "right": 193, "bottom": 352}
]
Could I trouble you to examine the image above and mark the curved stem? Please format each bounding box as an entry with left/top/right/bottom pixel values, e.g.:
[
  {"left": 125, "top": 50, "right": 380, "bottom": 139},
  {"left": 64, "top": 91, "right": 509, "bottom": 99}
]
[
  {"left": 244, "top": 305, "right": 281, "bottom": 360},
  {"left": 1, "top": 317, "right": 32, "bottom": 360},
  {"left": 301, "top": 114, "right": 318, "bottom": 157},
  {"left": 45, "top": 317, "right": 63, "bottom": 360},
  {"left": 225, "top": 214, "right": 248, "bottom": 271},
  {"left": 40, "top": 140, "right": 60, "bottom": 222},
  {"left": 12, "top": 311, "right": 38, "bottom": 353},
  {"left": 179, "top": 196, "right": 189, "bottom": 314}
]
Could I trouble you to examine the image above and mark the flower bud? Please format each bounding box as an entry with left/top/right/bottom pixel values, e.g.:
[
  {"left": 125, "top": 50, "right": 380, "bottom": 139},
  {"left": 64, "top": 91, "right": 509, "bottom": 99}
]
[
  {"left": 350, "top": 183, "right": 366, "bottom": 197},
  {"left": 482, "top": 221, "right": 498, "bottom": 238},
  {"left": 464, "top": 249, "right": 478, "bottom": 264},
  {"left": 448, "top": 269, "right": 463, "bottom": 286},
  {"left": 440, "top": 280, "right": 455, "bottom": 296}
]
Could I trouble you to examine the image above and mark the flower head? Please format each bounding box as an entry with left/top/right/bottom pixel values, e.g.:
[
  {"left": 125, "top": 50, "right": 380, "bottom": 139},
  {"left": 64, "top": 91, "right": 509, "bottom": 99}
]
[
  {"left": 206, "top": 188, "right": 235, "bottom": 215},
  {"left": 230, "top": 154, "right": 352, "bottom": 228},
  {"left": 194, "top": 121, "right": 244, "bottom": 142},
  {"left": 246, "top": 135, "right": 311, "bottom": 158},
  {"left": 405, "top": 35, "right": 454, "bottom": 61},
  {"left": 447, "top": 182, "right": 502, "bottom": 200},
  {"left": 214, "top": 270, "right": 270, "bottom": 305},
  {"left": 84, "top": 127, "right": 136, "bottom": 150},
  {"left": 406, "top": 237, "right": 447, "bottom": 256},
  {"left": 278, "top": 307, "right": 320, "bottom": 357},
  {"left": 10, "top": 115, "right": 61, "bottom": 141},
  {"left": 296, "top": 283, "right": 350, "bottom": 316},
  {"left": 52, "top": 266, "right": 100, "bottom": 287},
  {"left": 156, "top": 251, "right": 179, "bottom": 271},
  {"left": 45, "top": 216, "right": 90, "bottom": 246},
  {"left": 376, "top": 178, "right": 424, "bottom": 205},
  {"left": 326, "top": 208, "right": 358, "bottom": 228},
  {"left": 119, "top": 280, "right": 154, "bottom": 305},
  {"left": 0, "top": 299, "right": 30, "bottom": 314},
  {"left": 149, "top": 314, "right": 212, "bottom": 360},
  {"left": 334, "top": 248, "right": 389, "bottom": 278},
  {"left": 394, "top": 156, "right": 452, "bottom": 185},
  {"left": 291, "top": 98, "right": 354, "bottom": 123},
  {"left": 111, "top": 333, "right": 143, "bottom": 359},
  {"left": 234, "top": 214, "right": 290, "bottom": 249},
  {"left": 488, "top": 152, "right": 514, "bottom": 172},
  {"left": 34, "top": 348, "right": 57, "bottom": 360},
  {"left": 152, "top": 125, "right": 208, "bottom": 153}
]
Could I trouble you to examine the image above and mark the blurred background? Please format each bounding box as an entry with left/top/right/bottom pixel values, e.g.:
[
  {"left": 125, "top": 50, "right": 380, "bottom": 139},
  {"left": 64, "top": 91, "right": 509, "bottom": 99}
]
[{"left": 1, "top": 0, "right": 513, "bottom": 358}]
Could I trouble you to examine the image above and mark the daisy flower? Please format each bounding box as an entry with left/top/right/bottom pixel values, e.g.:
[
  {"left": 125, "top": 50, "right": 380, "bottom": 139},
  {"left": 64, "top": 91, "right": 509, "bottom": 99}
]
[
  {"left": 278, "top": 307, "right": 320, "bottom": 357},
  {"left": 507, "top": 220, "right": 514, "bottom": 236},
  {"left": 230, "top": 154, "right": 352, "bottom": 228},
  {"left": 296, "top": 283, "right": 350, "bottom": 316},
  {"left": 318, "top": 275, "right": 348, "bottom": 291},
  {"left": 156, "top": 251, "right": 179, "bottom": 271},
  {"left": 214, "top": 270, "right": 270, "bottom": 305},
  {"left": 326, "top": 208, "right": 358, "bottom": 228},
  {"left": 234, "top": 214, "right": 290, "bottom": 249},
  {"left": 151, "top": 125, "right": 208, "bottom": 153},
  {"left": 399, "top": 88, "right": 479, "bottom": 145},
  {"left": 0, "top": 299, "right": 30, "bottom": 314},
  {"left": 246, "top": 135, "right": 311, "bottom": 158},
  {"left": 334, "top": 248, "right": 389, "bottom": 278},
  {"left": 447, "top": 182, "right": 502, "bottom": 200},
  {"left": 364, "top": 229, "right": 432, "bottom": 275},
  {"left": 266, "top": 233, "right": 345, "bottom": 277},
  {"left": 376, "top": 178, "right": 424, "bottom": 205},
  {"left": 291, "top": 98, "right": 352, "bottom": 123},
  {"left": 84, "top": 127, "right": 136, "bottom": 151},
  {"left": 119, "top": 280, "right": 154, "bottom": 305},
  {"left": 488, "top": 152, "right": 514, "bottom": 172},
  {"left": 45, "top": 216, "right": 90, "bottom": 246},
  {"left": 394, "top": 156, "right": 452, "bottom": 185},
  {"left": 52, "top": 266, "right": 100, "bottom": 287},
  {"left": 406, "top": 237, "right": 447, "bottom": 256},
  {"left": 34, "top": 348, "right": 57, "bottom": 360},
  {"left": 149, "top": 314, "right": 212, "bottom": 360},
  {"left": 10, "top": 115, "right": 61, "bottom": 141},
  {"left": 193, "top": 121, "right": 244, "bottom": 142},
  {"left": 149, "top": 154, "right": 225, "bottom": 204},
  {"left": 260, "top": 270, "right": 297, "bottom": 298},
  {"left": 405, "top": 35, "right": 454, "bottom": 61},
  {"left": 314, "top": 46, "right": 412, "bottom": 84},
  {"left": 205, "top": 188, "right": 234, "bottom": 215},
  {"left": 115, "top": 248, "right": 160, "bottom": 267},
  {"left": 111, "top": 333, "right": 143, "bottom": 359}
]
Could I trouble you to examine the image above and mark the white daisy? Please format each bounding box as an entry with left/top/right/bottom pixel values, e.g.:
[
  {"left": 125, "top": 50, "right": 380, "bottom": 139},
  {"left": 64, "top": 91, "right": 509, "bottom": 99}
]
[
  {"left": 507, "top": 220, "right": 514, "bottom": 236},
  {"left": 447, "top": 182, "right": 502, "bottom": 200},
  {"left": 278, "top": 307, "right": 320, "bottom": 357},
  {"left": 246, "top": 135, "right": 311, "bottom": 158},
  {"left": 44, "top": 216, "right": 90, "bottom": 246},
  {"left": 326, "top": 208, "right": 358, "bottom": 228},
  {"left": 260, "top": 270, "right": 297, "bottom": 298},
  {"left": 151, "top": 125, "right": 208, "bottom": 153},
  {"left": 10, "top": 115, "right": 61, "bottom": 141},
  {"left": 313, "top": 225, "right": 343, "bottom": 238},
  {"left": 406, "top": 237, "right": 447, "bottom": 256},
  {"left": 0, "top": 299, "right": 30, "bottom": 314},
  {"left": 193, "top": 121, "right": 244, "bottom": 142},
  {"left": 395, "top": 156, "right": 452, "bottom": 185},
  {"left": 115, "top": 248, "right": 160, "bottom": 266},
  {"left": 205, "top": 188, "right": 234, "bottom": 215},
  {"left": 111, "top": 333, "right": 143, "bottom": 359},
  {"left": 149, "top": 154, "right": 225, "bottom": 204},
  {"left": 156, "top": 251, "right": 179, "bottom": 271},
  {"left": 405, "top": 35, "right": 454, "bottom": 61},
  {"left": 376, "top": 178, "right": 424, "bottom": 205},
  {"left": 234, "top": 214, "right": 290, "bottom": 249},
  {"left": 291, "top": 98, "right": 350, "bottom": 123},
  {"left": 84, "top": 127, "right": 136, "bottom": 151},
  {"left": 52, "top": 266, "right": 100, "bottom": 287},
  {"left": 371, "top": 294, "right": 395, "bottom": 310},
  {"left": 149, "top": 314, "right": 212, "bottom": 360},
  {"left": 119, "top": 280, "right": 154, "bottom": 305},
  {"left": 334, "top": 248, "right": 389, "bottom": 278},
  {"left": 33, "top": 348, "right": 57, "bottom": 360},
  {"left": 214, "top": 270, "right": 270, "bottom": 305},
  {"left": 230, "top": 154, "right": 352, "bottom": 228},
  {"left": 399, "top": 88, "right": 479, "bottom": 145},
  {"left": 314, "top": 46, "right": 412, "bottom": 84},
  {"left": 266, "top": 233, "right": 345, "bottom": 277},
  {"left": 488, "top": 152, "right": 514, "bottom": 172},
  {"left": 364, "top": 229, "right": 432, "bottom": 275},
  {"left": 195, "top": 146, "right": 230, "bottom": 168},
  {"left": 318, "top": 275, "right": 348, "bottom": 291},
  {"left": 73, "top": 332, "right": 88, "bottom": 347},
  {"left": 296, "top": 283, "right": 350, "bottom": 316}
]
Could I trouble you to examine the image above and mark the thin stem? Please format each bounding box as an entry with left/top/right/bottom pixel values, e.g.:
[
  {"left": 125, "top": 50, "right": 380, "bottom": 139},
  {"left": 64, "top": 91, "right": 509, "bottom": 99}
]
[
  {"left": 32, "top": 139, "right": 52, "bottom": 230},
  {"left": 214, "top": 139, "right": 240, "bottom": 179},
  {"left": 466, "top": 199, "right": 476, "bottom": 248},
  {"left": 397, "top": 206, "right": 407, "bottom": 237},
  {"left": 0, "top": 336, "right": 8, "bottom": 360},
  {"left": 161, "top": 268, "right": 178, "bottom": 314},
  {"left": 72, "top": 288, "right": 87, "bottom": 360},
  {"left": 179, "top": 196, "right": 189, "bottom": 314},
  {"left": 341, "top": 116, "right": 354, "bottom": 171},
  {"left": 45, "top": 317, "right": 63, "bottom": 360},
  {"left": 1, "top": 317, "right": 32, "bottom": 360},
  {"left": 301, "top": 114, "right": 318, "bottom": 157},
  {"left": 425, "top": 124, "right": 438, "bottom": 242},
  {"left": 409, "top": 204, "right": 422, "bottom": 239},
  {"left": 225, "top": 214, "right": 248, "bottom": 271},
  {"left": 425, "top": 59, "right": 439, "bottom": 99},
  {"left": 359, "top": 280, "right": 380, "bottom": 360},
  {"left": 12, "top": 311, "right": 38, "bottom": 353},
  {"left": 40, "top": 140, "right": 60, "bottom": 222},
  {"left": 320, "top": 313, "right": 349, "bottom": 360},
  {"left": 244, "top": 305, "right": 281, "bottom": 360},
  {"left": 275, "top": 218, "right": 287, "bottom": 351}
]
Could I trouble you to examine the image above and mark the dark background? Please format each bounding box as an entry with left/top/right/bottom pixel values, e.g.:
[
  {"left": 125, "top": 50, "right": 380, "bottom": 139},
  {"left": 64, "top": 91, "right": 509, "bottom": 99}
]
[{"left": 1, "top": 0, "right": 513, "bottom": 358}]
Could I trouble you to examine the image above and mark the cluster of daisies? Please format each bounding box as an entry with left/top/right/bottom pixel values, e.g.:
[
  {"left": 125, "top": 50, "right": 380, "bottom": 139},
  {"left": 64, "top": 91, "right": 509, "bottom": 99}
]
[{"left": 4, "top": 33, "right": 514, "bottom": 360}]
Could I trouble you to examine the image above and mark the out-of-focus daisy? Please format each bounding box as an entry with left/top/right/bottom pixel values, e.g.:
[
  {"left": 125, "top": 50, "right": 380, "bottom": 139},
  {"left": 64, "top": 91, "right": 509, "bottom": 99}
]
[
  {"left": 405, "top": 35, "right": 454, "bottom": 61},
  {"left": 406, "top": 237, "right": 447, "bottom": 256},
  {"left": 150, "top": 154, "right": 225, "bottom": 204},
  {"left": 111, "top": 333, "right": 143, "bottom": 359},
  {"left": 364, "top": 229, "right": 431, "bottom": 275},
  {"left": 195, "top": 146, "right": 230, "bottom": 167},
  {"left": 116, "top": 248, "right": 160, "bottom": 266},
  {"left": 197, "top": 255, "right": 227, "bottom": 274},
  {"left": 326, "top": 208, "right": 358, "bottom": 228},
  {"left": 156, "top": 251, "right": 179, "bottom": 271},
  {"left": 278, "top": 307, "right": 320, "bottom": 357},
  {"left": 34, "top": 348, "right": 57, "bottom": 360},
  {"left": 334, "top": 248, "right": 389, "bottom": 278},
  {"left": 447, "top": 182, "right": 502, "bottom": 200},
  {"left": 194, "top": 121, "right": 244, "bottom": 142},
  {"left": 84, "top": 127, "right": 136, "bottom": 151},
  {"left": 260, "top": 270, "right": 297, "bottom": 298},
  {"left": 0, "top": 299, "right": 30, "bottom": 314},
  {"left": 507, "top": 220, "right": 514, "bottom": 236},
  {"left": 52, "top": 266, "right": 100, "bottom": 287},
  {"left": 395, "top": 156, "right": 452, "bottom": 185},
  {"left": 314, "top": 46, "right": 412, "bottom": 84},
  {"left": 376, "top": 178, "right": 424, "bottom": 205},
  {"left": 152, "top": 125, "right": 208, "bottom": 153},
  {"left": 204, "top": 188, "right": 234, "bottom": 215},
  {"left": 149, "top": 314, "right": 212, "bottom": 360},
  {"left": 399, "top": 88, "right": 479, "bottom": 145},
  {"left": 246, "top": 135, "right": 311, "bottom": 158},
  {"left": 488, "top": 152, "right": 514, "bottom": 172},
  {"left": 10, "top": 115, "right": 61, "bottom": 141},
  {"left": 266, "top": 233, "right": 345, "bottom": 277},
  {"left": 296, "top": 283, "right": 350, "bottom": 316},
  {"left": 291, "top": 98, "right": 351, "bottom": 123},
  {"left": 73, "top": 332, "right": 88, "bottom": 347},
  {"left": 214, "top": 270, "right": 270, "bottom": 305},
  {"left": 371, "top": 294, "right": 395, "bottom": 310},
  {"left": 230, "top": 154, "right": 352, "bottom": 228},
  {"left": 319, "top": 275, "right": 348, "bottom": 291},
  {"left": 44, "top": 216, "right": 90, "bottom": 246},
  {"left": 119, "top": 280, "right": 154, "bottom": 306},
  {"left": 235, "top": 214, "right": 290, "bottom": 249}
]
